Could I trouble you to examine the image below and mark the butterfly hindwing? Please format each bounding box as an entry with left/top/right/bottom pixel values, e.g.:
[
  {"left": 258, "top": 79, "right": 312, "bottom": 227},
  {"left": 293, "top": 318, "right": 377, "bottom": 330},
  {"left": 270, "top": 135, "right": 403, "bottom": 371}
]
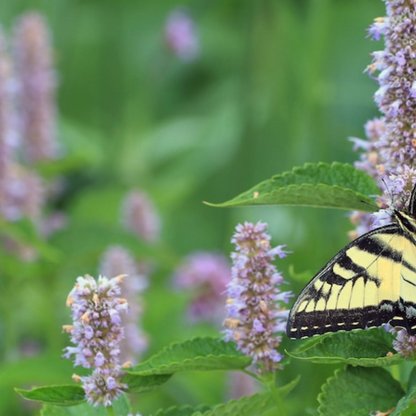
[{"left": 287, "top": 222, "right": 416, "bottom": 338}]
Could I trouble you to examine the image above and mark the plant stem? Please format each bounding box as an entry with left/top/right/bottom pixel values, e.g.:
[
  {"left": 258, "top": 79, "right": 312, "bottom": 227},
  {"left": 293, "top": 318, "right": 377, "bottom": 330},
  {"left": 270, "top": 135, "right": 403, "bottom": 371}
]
[
  {"left": 107, "top": 405, "right": 116, "bottom": 416},
  {"left": 242, "top": 368, "right": 262, "bottom": 381},
  {"left": 265, "top": 372, "right": 287, "bottom": 416}
]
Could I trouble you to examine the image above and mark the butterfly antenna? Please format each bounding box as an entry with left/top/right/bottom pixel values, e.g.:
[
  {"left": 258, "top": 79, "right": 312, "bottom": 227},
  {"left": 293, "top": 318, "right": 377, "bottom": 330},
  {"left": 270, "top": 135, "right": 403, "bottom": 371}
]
[{"left": 380, "top": 178, "right": 397, "bottom": 209}]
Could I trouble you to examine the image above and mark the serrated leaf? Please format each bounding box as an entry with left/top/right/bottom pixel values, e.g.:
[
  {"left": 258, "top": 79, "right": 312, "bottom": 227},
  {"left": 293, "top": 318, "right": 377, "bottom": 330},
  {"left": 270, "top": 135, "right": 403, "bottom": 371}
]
[
  {"left": 122, "top": 373, "right": 172, "bottom": 393},
  {"left": 152, "top": 392, "right": 276, "bottom": 416},
  {"left": 127, "top": 337, "right": 251, "bottom": 376},
  {"left": 40, "top": 394, "right": 131, "bottom": 415},
  {"left": 318, "top": 366, "right": 404, "bottom": 416},
  {"left": 287, "top": 328, "right": 403, "bottom": 367},
  {"left": 391, "top": 366, "right": 416, "bottom": 416},
  {"left": 208, "top": 162, "right": 380, "bottom": 212},
  {"left": 15, "top": 385, "right": 85, "bottom": 406}
]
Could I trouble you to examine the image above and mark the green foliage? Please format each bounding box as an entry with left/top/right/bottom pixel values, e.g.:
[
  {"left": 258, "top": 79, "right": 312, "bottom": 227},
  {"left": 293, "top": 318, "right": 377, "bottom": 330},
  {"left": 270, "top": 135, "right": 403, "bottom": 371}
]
[
  {"left": 318, "top": 366, "right": 404, "bottom": 416},
  {"left": 390, "top": 367, "right": 416, "bottom": 416},
  {"left": 122, "top": 373, "right": 172, "bottom": 394},
  {"left": 0, "top": 1, "right": 401, "bottom": 416},
  {"left": 150, "top": 375, "right": 300, "bottom": 416},
  {"left": 15, "top": 385, "right": 85, "bottom": 406},
  {"left": 208, "top": 162, "right": 380, "bottom": 212},
  {"left": 34, "top": 154, "right": 89, "bottom": 179},
  {"left": 127, "top": 337, "right": 252, "bottom": 376},
  {"left": 287, "top": 329, "right": 403, "bottom": 367},
  {"left": 40, "top": 395, "right": 131, "bottom": 416},
  {"left": 153, "top": 404, "right": 212, "bottom": 416},
  {"left": 152, "top": 392, "right": 276, "bottom": 416}
]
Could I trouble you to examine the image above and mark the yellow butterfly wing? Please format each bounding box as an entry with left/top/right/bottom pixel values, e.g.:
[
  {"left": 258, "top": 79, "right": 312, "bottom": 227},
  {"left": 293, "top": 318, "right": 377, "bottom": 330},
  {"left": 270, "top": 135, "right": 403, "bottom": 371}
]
[{"left": 287, "top": 223, "right": 416, "bottom": 339}]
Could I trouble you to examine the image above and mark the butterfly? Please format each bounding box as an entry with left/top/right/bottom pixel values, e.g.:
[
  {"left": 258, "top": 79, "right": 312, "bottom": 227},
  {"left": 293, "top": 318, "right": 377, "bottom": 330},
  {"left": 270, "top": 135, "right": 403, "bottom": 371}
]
[{"left": 286, "top": 183, "right": 416, "bottom": 339}]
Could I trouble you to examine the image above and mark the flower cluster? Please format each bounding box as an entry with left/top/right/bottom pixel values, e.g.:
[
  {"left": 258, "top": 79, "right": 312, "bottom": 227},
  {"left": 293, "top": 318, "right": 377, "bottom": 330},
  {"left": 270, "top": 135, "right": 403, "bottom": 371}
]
[
  {"left": 365, "top": 2, "right": 416, "bottom": 171},
  {"left": 0, "top": 25, "right": 17, "bottom": 221},
  {"left": 223, "top": 222, "right": 292, "bottom": 373},
  {"left": 392, "top": 328, "right": 416, "bottom": 359},
  {"left": 172, "top": 251, "right": 230, "bottom": 324},
  {"left": 99, "top": 246, "right": 148, "bottom": 363},
  {"left": 13, "top": 11, "right": 58, "bottom": 163},
  {"left": 63, "top": 275, "right": 129, "bottom": 407},
  {"left": 0, "top": 11, "right": 62, "bottom": 260},
  {"left": 121, "top": 190, "right": 160, "bottom": 243},
  {"left": 164, "top": 9, "right": 199, "bottom": 62},
  {"left": 350, "top": 0, "right": 416, "bottom": 236},
  {"left": 0, "top": 20, "right": 46, "bottom": 225}
]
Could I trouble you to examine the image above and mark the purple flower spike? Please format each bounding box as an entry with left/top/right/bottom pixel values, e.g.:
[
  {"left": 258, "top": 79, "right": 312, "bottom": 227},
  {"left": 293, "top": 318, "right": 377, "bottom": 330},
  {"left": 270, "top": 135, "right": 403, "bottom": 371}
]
[
  {"left": 63, "top": 274, "right": 129, "bottom": 407},
  {"left": 223, "top": 222, "right": 293, "bottom": 373},
  {"left": 121, "top": 190, "right": 160, "bottom": 243},
  {"left": 349, "top": 3, "right": 416, "bottom": 237},
  {"left": 172, "top": 251, "right": 230, "bottom": 324},
  {"left": 13, "top": 11, "right": 58, "bottom": 163}
]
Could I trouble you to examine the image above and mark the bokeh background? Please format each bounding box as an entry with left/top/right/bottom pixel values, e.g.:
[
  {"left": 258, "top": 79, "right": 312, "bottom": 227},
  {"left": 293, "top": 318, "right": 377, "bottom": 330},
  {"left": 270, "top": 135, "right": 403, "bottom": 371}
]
[{"left": 0, "top": 1, "right": 385, "bottom": 415}]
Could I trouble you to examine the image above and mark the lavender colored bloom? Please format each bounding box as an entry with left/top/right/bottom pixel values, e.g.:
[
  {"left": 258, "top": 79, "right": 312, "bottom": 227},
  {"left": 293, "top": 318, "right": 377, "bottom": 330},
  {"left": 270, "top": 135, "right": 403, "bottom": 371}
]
[
  {"left": 82, "top": 368, "right": 126, "bottom": 407},
  {"left": 223, "top": 222, "right": 292, "bottom": 373},
  {"left": 172, "top": 251, "right": 230, "bottom": 324},
  {"left": 0, "top": 165, "right": 44, "bottom": 225},
  {"left": 13, "top": 11, "right": 58, "bottom": 163},
  {"left": 99, "top": 246, "right": 148, "bottom": 363},
  {"left": 0, "top": 25, "right": 18, "bottom": 220},
  {"left": 165, "top": 9, "right": 199, "bottom": 62},
  {"left": 63, "top": 274, "right": 129, "bottom": 406},
  {"left": 392, "top": 328, "right": 416, "bottom": 359},
  {"left": 121, "top": 190, "right": 160, "bottom": 243},
  {"left": 367, "top": 17, "right": 389, "bottom": 41},
  {"left": 359, "top": 3, "right": 416, "bottom": 172},
  {"left": 349, "top": 2, "right": 416, "bottom": 238},
  {"left": 0, "top": 28, "right": 43, "bottom": 225}
]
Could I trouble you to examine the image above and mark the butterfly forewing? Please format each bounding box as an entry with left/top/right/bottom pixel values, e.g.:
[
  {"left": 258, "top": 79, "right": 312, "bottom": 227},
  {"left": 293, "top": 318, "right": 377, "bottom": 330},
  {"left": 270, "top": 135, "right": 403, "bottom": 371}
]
[{"left": 287, "top": 183, "right": 416, "bottom": 339}]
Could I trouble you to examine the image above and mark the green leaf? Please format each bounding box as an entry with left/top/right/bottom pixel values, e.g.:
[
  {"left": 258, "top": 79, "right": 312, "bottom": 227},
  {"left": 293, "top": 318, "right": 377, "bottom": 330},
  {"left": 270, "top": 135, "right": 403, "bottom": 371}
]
[
  {"left": 391, "top": 366, "right": 416, "bottom": 416},
  {"left": 122, "top": 373, "right": 172, "bottom": 393},
  {"left": 35, "top": 154, "right": 87, "bottom": 179},
  {"left": 40, "top": 394, "right": 131, "bottom": 415},
  {"left": 153, "top": 405, "right": 212, "bottom": 416},
  {"left": 15, "top": 385, "right": 85, "bottom": 406},
  {"left": 127, "top": 337, "right": 251, "bottom": 376},
  {"left": 287, "top": 328, "right": 403, "bottom": 367},
  {"left": 207, "top": 162, "right": 380, "bottom": 212},
  {"left": 277, "top": 375, "right": 301, "bottom": 398},
  {"left": 152, "top": 392, "right": 276, "bottom": 416},
  {"left": 318, "top": 366, "right": 404, "bottom": 416}
]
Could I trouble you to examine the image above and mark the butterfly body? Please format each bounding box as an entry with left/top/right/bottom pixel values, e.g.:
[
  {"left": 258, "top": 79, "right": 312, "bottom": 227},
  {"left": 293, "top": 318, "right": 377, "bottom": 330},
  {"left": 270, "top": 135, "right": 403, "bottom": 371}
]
[{"left": 287, "top": 184, "right": 416, "bottom": 339}]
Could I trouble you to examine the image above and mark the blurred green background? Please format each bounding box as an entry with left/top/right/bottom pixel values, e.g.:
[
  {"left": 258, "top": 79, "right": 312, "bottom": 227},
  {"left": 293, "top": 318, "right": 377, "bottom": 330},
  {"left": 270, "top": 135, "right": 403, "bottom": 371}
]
[{"left": 0, "top": 0, "right": 385, "bottom": 415}]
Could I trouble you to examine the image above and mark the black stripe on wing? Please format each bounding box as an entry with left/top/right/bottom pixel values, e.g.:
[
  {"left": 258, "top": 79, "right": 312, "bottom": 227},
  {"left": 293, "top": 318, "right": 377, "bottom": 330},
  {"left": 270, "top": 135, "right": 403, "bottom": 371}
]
[
  {"left": 289, "top": 298, "right": 416, "bottom": 339},
  {"left": 355, "top": 233, "right": 403, "bottom": 262},
  {"left": 288, "top": 303, "right": 392, "bottom": 338}
]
